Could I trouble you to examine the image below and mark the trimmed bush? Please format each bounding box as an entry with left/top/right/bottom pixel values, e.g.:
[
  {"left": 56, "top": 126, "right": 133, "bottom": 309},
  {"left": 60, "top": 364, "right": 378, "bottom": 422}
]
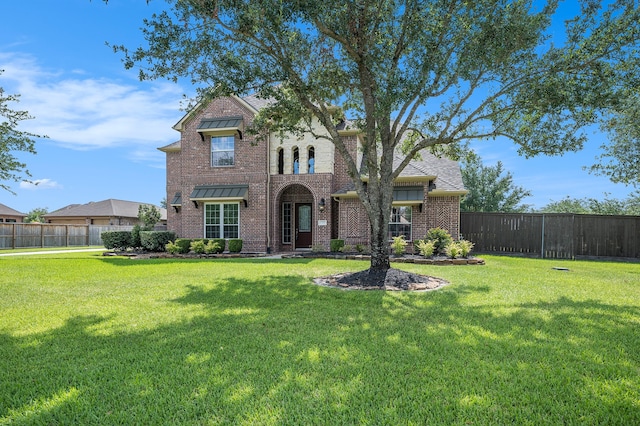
[
  {"left": 458, "top": 239, "right": 475, "bottom": 258},
  {"left": 425, "top": 227, "right": 453, "bottom": 255},
  {"left": 140, "top": 231, "right": 176, "bottom": 252},
  {"left": 391, "top": 235, "right": 408, "bottom": 255},
  {"left": 228, "top": 239, "right": 243, "bottom": 253},
  {"left": 444, "top": 242, "right": 461, "bottom": 259},
  {"left": 205, "top": 240, "right": 221, "bottom": 254},
  {"left": 101, "top": 231, "right": 132, "bottom": 251},
  {"left": 330, "top": 239, "right": 345, "bottom": 253},
  {"left": 174, "top": 238, "right": 192, "bottom": 254},
  {"left": 190, "top": 239, "right": 206, "bottom": 254},
  {"left": 165, "top": 241, "right": 180, "bottom": 255},
  {"left": 415, "top": 239, "right": 436, "bottom": 257},
  {"left": 130, "top": 224, "right": 142, "bottom": 249},
  {"left": 210, "top": 238, "right": 225, "bottom": 254}
]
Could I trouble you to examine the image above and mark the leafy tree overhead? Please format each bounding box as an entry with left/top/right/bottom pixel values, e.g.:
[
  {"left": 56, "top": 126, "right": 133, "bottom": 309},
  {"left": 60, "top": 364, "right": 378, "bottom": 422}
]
[
  {"left": 112, "top": 0, "right": 640, "bottom": 284},
  {"left": 588, "top": 95, "right": 640, "bottom": 186},
  {"left": 461, "top": 153, "right": 532, "bottom": 213},
  {"left": 24, "top": 207, "right": 49, "bottom": 223},
  {"left": 0, "top": 71, "right": 44, "bottom": 193}
]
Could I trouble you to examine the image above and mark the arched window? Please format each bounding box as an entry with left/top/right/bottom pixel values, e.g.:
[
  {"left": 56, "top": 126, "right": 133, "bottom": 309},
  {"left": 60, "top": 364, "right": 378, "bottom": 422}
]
[
  {"left": 293, "top": 147, "right": 299, "bottom": 174},
  {"left": 277, "top": 148, "right": 284, "bottom": 174},
  {"left": 308, "top": 147, "right": 315, "bottom": 174}
]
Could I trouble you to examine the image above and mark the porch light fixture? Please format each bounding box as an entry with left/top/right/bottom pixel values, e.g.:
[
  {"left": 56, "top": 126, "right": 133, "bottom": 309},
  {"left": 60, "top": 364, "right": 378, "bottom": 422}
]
[{"left": 319, "top": 198, "right": 326, "bottom": 212}]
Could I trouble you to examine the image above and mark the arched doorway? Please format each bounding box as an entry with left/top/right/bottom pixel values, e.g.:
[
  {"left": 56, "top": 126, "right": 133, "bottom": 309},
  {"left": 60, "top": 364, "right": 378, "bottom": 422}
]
[{"left": 277, "top": 184, "right": 314, "bottom": 250}]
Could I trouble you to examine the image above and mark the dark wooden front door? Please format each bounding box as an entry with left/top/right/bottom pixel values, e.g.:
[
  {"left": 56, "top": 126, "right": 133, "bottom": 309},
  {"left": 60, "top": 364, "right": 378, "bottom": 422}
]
[{"left": 295, "top": 203, "right": 312, "bottom": 248}]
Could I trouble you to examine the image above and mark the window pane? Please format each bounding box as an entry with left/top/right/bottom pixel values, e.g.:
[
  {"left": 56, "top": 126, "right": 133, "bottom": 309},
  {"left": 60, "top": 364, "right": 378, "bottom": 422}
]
[
  {"left": 211, "top": 136, "right": 235, "bottom": 166},
  {"left": 389, "top": 206, "right": 412, "bottom": 240},
  {"left": 282, "top": 202, "right": 292, "bottom": 244},
  {"left": 223, "top": 203, "right": 239, "bottom": 224},
  {"left": 298, "top": 205, "right": 311, "bottom": 232}
]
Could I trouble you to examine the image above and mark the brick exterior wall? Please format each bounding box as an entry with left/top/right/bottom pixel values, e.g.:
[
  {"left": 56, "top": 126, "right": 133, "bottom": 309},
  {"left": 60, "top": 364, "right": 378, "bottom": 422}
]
[{"left": 164, "top": 96, "right": 462, "bottom": 253}]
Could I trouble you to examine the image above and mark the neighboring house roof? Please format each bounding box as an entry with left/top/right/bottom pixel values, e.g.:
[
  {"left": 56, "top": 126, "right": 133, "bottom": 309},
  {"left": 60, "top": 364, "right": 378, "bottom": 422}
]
[
  {"left": 0, "top": 203, "right": 25, "bottom": 216},
  {"left": 45, "top": 199, "right": 167, "bottom": 220}
]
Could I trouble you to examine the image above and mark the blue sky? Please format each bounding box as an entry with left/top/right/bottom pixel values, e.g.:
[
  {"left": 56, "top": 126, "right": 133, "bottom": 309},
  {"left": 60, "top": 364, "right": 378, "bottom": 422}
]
[{"left": 0, "top": 0, "right": 635, "bottom": 214}]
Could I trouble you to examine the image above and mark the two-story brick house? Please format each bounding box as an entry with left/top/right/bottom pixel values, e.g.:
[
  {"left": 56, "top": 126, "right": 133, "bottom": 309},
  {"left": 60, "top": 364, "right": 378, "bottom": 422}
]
[{"left": 159, "top": 94, "right": 467, "bottom": 253}]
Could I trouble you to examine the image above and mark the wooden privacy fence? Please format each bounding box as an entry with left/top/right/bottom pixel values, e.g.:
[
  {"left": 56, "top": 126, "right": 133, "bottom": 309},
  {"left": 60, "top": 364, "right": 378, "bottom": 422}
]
[
  {"left": 460, "top": 212, "right": 640, "bottom": 260},
  {"left": 0, "top": 224, "right": 133, "bottom": 249}
]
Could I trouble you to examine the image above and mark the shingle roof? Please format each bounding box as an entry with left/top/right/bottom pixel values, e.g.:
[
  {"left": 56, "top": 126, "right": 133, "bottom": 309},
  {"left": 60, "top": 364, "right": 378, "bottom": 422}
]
[
  {"left": 158, "top": 140, "right": 181, "bottom": 152},
  {"left": 45, "top": 199, "right": 167, "bottom": 220},
  {"left": 241, "top": 93, "right": 273, "bottom": 111},
  {"left": 394, "top": 152, "right": 466, "bottom": 192},
  {"left": 0, "top": 203, "right": 25, "bottom": 216}
]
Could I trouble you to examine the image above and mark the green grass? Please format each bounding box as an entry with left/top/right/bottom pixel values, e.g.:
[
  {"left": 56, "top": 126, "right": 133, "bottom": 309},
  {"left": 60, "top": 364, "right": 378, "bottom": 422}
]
[
  {"left": 0, "top": 246, "right": 105, "bottom": 254},
  {"left": 0, "top": 253, "right": 638, "bottom": 425}
]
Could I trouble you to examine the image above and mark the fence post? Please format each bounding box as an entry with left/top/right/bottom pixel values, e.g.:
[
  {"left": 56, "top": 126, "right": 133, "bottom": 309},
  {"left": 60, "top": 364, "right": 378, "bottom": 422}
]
[{"left": 540, "top": 214, "right": 545, "bottom": 259}]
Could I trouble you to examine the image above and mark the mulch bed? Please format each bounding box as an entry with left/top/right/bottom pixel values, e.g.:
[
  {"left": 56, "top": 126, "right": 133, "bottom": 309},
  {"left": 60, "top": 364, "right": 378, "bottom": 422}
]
[{"left": 314, "top": 268, "right": 449, "bottom": 292}]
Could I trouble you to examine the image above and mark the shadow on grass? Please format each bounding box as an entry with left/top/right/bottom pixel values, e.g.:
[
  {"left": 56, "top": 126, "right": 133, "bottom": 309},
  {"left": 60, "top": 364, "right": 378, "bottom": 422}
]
[{"left": 1, "top": 274, "right": 639, "bottom": 424}]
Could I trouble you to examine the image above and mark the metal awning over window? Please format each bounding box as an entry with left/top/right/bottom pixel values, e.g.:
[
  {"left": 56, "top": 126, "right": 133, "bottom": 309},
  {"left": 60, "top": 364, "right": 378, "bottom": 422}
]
[
  {"left": 392, "top": 186, "right": 424, "bottom": 205},
  {"left": 170, "top": 192, "right": 182, "bottom": 206},
  {"left": 190, "top": 184, "right": 249, "bottom": 208},
  {"left": 197, "top": 116, "right": 244, "bottom": 141}
]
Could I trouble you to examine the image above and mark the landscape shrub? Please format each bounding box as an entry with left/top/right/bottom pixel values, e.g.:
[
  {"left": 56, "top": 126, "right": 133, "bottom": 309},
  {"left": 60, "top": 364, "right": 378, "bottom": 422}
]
[
  {"left": 204, "top": 240, "right": 221, "bottom": 254},
  {"left": 190, "top": 239, "right": 206, "bottom": 254},
  {"left": 458, "top": 239, "right": 475, "bottom": 258},
  {"left": 444, "top": 242, "right": 461, "bottom": 259},
  {"left": 355, "top": 244, "right": 366, "bottom": 253},
  {"left": 165, "top": 241, "right": 181, "bottom": 255},
  {"left": 228, "top": 239, "right": 243, "bottom": 253},
  {"left": 101, "top": 231, "right": 132, "bottom": 251},
  {"left": 210, "top": 238, "right": 225, "bottom": 253},
  {"left": 415, "top": 239, "right": 436, "bottom": 257},
  {"left": 425, "top": 227, "right": 453, "bottom": 254},
  {"left": 391, "top": 235, "right": 408, "bottom": 256},
  {"left": 140, "top": 231, "right": 176, "bottom": 252},
  {"left": 330, "top": 239, "right": 345, "bottom": 252},
  {"left": 130, "top": 224, "right": 142, "bottom": 249},
  {"left": 174, "top": 238, "right": 192, "bottom": 254}
]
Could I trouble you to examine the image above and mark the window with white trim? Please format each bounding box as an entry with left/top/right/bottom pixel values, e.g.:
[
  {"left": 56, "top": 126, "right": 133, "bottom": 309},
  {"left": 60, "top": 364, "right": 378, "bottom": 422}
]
[
  {"left": 205, "top": 203, "right": 239, "bottom": 238},
  {"left": 282, "top": 202, "right": 292, "bottom": 244},
  {"left": 211, "top": 135, "right": 235, "bottom": 167},
  {"left": 388, "top": 206, "right": 412, "bottom": 240}
]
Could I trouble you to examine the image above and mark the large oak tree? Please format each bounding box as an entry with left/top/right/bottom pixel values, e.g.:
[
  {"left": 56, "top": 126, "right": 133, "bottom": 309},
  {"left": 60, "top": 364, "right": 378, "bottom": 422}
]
[{"left": 113, "top": 0, "right": 640, "bottom": 284}]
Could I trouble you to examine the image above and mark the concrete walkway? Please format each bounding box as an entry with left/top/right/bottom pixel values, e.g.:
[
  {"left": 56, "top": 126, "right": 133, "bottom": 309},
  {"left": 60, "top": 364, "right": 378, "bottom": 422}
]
[{"left": 0, "top": 248, "right": 107, "bottom": 257}]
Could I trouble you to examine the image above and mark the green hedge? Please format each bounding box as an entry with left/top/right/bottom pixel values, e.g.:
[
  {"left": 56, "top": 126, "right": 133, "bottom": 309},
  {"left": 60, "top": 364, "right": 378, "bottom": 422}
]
[
  {"left": 210, "top": 238, "right": 225, "bottom": 254},
  {"left": 228, "top": 239, "right": 243, "bottom": 253},
  {"left": 174, "top": 238, "right": 192, "bottom": 254},
  {"left": 140, "top": 231, "right": 177, "bottom": 252},
  {"left": 101, "top": 231, "right": 132, "bottom": 251},
  {"left": 330, "top": 239, "right": 345, "bottom": 252}
]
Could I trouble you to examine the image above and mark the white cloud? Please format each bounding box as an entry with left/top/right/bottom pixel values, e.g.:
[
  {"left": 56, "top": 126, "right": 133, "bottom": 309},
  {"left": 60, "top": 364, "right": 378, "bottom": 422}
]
[
  {"left": 20, "top": 178, "right": 62, "bottom": 190},
  {"left": 0, "top": 52, "right": 184, "bottom": 153}
]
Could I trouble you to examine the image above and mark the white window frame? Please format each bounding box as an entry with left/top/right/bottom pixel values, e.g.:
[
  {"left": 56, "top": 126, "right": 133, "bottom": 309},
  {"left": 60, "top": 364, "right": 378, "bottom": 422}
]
[
  {"left": 204, "top": 202, "right": 240, "bottom": 239},
  {"left": 211, "top": 135, "right": 235, "bottom": 167},
  {"left": 282, "top": 202, "right": 292, "bottom": 244},
  {"left": 388, "top": 206, "right": 412, "bottom": 241}
]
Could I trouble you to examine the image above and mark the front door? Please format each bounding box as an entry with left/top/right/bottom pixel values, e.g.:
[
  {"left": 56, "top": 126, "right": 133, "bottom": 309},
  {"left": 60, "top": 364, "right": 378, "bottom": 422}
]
[{"left": 295, "top": 203, "right": 312, "bottom": 249}]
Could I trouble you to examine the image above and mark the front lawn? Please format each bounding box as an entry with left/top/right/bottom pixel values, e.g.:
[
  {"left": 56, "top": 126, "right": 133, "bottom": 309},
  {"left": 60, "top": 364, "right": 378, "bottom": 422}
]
[{"left": 1, "top": 253, "right": 638, "bottom": 424}]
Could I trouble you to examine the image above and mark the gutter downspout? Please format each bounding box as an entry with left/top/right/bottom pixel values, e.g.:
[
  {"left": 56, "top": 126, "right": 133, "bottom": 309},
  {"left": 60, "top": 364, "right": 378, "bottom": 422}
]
[{"left": 266, "top": 132, "right": 272, "bottom": 253}]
